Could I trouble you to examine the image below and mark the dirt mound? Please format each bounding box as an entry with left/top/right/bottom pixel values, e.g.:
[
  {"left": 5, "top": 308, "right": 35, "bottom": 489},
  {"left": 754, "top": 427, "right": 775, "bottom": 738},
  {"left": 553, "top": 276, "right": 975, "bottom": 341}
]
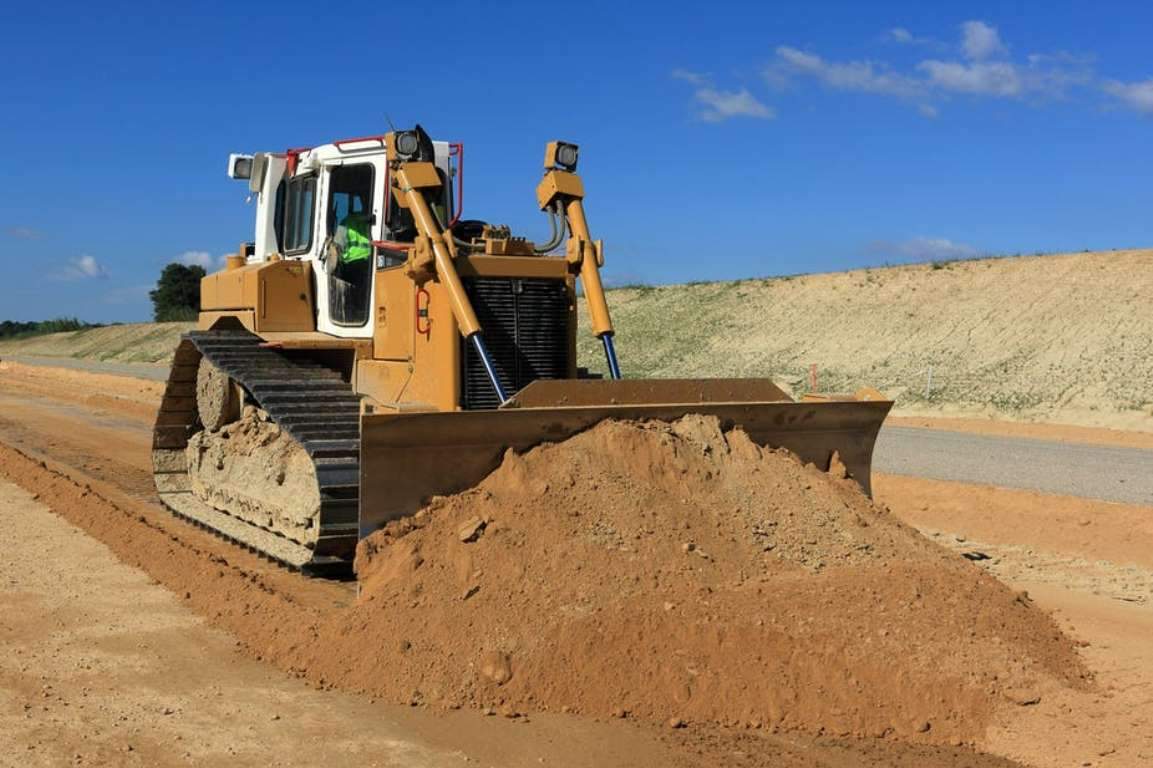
[
  {"left": 332, "top": 416, "right": 1085, "bottom": 744},
  {"left": 185, "top": 406, "right": 319, "bottom": 543}
]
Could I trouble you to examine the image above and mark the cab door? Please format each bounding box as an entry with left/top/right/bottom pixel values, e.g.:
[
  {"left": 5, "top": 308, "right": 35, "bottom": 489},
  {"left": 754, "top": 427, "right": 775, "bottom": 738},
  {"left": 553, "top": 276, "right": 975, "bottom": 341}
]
[{"left": 314, "top": 155, "right": 387, "bottom": 338}]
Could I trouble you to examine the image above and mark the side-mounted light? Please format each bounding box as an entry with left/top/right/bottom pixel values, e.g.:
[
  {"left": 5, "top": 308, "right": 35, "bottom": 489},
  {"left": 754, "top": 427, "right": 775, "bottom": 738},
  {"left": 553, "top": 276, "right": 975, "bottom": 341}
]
[{"left": 227, "top": 153, "right": 254, "bottom": 179}]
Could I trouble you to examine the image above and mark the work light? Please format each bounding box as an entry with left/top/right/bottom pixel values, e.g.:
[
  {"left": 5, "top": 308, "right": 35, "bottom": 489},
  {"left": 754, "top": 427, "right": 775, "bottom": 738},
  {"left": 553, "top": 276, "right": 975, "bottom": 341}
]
[
  {"left": 555, "top": 142, "right": 579, "bottom": 171},
  {"left": 396, "top": 131, "right": 420, "bottom": 159}
]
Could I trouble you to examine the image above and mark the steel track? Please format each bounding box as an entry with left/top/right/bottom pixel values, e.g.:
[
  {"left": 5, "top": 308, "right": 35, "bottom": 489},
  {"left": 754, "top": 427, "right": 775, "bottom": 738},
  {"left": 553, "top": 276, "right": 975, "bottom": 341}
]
[{"left": 152, "top": 330, "right": 359, "bottom": 573}]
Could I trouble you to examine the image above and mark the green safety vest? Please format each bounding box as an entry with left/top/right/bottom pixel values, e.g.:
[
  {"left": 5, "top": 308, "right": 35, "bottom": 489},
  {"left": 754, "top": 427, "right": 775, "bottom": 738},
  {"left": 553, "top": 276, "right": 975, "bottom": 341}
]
[{"left": 341, "top": 212, "right": 372, "bottom": 263}]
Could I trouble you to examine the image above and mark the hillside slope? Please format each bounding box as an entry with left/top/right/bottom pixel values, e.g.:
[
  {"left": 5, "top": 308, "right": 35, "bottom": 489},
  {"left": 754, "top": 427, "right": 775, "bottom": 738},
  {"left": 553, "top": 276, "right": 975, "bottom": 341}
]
[
  {"left": 0, "top": 322, "right": 192, "bottom": 364},
  {"left": 578, "top": 249, "right": 1153, "bottom": 428},
  {"left": 3, "top": 250, "right": 1149, "bottom": 428}
]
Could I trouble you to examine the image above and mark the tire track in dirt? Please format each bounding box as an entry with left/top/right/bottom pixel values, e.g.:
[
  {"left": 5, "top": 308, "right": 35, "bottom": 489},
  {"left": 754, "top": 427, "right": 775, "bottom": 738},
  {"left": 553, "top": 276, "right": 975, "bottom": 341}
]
[
  {"left": 0, "top": 376, "right": 1025, "bottom": 767},
  {"left": 0, "top": 479, "right": 471, "bottom": 768}
]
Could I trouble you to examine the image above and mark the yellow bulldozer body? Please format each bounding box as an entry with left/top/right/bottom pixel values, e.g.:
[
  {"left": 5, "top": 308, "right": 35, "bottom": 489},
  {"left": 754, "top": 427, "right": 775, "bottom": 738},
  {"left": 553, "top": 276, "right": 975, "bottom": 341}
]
[{"left": 153, "top": 127, "right": 891, "bottom": 571}]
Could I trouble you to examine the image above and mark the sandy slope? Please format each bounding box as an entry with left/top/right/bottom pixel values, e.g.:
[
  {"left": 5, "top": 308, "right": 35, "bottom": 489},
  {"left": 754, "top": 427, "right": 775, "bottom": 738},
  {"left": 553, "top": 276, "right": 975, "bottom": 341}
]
[
  {"left": 4, "top": 250, "right": 1151, "bottom": 427},
  {"left": 0, "top": 322, "right": 192, "bottom": 364},
  {"left": 579, "top": 249, "right": 1153, "bottom": 430}
]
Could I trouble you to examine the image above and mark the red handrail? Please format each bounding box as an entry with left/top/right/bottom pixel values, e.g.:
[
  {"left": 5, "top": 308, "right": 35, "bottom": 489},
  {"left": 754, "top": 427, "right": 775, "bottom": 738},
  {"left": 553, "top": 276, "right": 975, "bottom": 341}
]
[
  {"left": 448, "top": 142, "right": 464, "bottom": 228},
  {"left": 333, "top": 134, "right": 388, "bottom": 151},
  {"left": 372, "top": 239, "right": 412, "bottom": 250}
]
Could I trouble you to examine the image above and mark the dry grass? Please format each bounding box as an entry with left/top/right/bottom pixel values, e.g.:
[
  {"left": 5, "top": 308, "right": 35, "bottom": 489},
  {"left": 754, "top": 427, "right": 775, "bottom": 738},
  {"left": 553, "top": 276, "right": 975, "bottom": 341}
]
[
  {"left": 0, "top": 322, "right": 193, "bottom": 364},
  {"left": 5, "top": 250, "right": 1150, "bottom": 428},
  {"left": 578, "top": 249, "right": 1153, "bottom": 429}
]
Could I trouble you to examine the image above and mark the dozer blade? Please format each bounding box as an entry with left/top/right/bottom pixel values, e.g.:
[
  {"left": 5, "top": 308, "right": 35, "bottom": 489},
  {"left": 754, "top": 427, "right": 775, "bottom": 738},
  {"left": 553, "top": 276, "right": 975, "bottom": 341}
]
[{"left": 359, "top": 379, "right": 891, "bottom": 536}]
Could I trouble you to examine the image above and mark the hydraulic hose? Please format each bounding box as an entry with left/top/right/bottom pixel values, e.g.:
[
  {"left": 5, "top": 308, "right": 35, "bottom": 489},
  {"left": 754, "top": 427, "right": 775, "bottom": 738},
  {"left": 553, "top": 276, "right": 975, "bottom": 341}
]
[{"left": 532, "top": 202, "right": 566, "bottom": 254}]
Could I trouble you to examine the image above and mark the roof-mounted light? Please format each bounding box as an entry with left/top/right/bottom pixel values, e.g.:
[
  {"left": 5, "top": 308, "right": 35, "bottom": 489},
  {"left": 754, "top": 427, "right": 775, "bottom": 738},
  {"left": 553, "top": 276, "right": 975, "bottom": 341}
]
[
  {"left": 395, "top": 131, "right": 420, "bottom": 158},
  {"left": 544, "top": 141, "right": 579, "bottom": 172}
]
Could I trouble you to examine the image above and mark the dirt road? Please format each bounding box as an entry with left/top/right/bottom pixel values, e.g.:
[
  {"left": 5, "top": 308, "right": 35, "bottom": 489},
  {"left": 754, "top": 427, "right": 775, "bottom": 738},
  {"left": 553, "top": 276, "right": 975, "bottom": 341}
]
[
  {"left": 876, "top": 475, "right": 1153, "bottom": 767},
  {"left": 2, "top": 360, "right": 1150, "bottom": 766},
  {"left": 7, "top": 355, "right": 1149, "bottom": 504},
  {"left": 0, "top": 479, "right": 470, "bottom": 768},
  {"left": 0, "top": 363, "right": 1019, "bottom": 766},
  {"left": 2, "top": 354, "right": 171, "bottom": 381}
]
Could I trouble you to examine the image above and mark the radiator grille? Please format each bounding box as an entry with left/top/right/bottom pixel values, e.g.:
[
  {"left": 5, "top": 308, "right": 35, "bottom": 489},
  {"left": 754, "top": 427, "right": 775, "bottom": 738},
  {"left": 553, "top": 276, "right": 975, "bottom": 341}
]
[{"left": 461, "top": 278, "right": 570, "bottom": 410}]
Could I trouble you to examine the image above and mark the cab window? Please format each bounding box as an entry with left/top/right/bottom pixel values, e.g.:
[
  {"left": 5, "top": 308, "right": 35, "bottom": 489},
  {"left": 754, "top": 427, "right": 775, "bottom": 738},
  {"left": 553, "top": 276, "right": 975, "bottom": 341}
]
[
  {"left": 327, "top": 164, "right": 374, "bottom": 235},
  {"left": 279, "top": 175, "right": 316, "bottom": 254}
]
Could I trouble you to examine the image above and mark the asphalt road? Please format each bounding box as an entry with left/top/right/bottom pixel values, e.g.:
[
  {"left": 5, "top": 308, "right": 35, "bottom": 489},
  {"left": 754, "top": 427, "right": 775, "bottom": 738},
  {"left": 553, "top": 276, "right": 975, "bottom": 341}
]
[{"left": 875, "top": 425, "right": 1153, "bottom": 506}]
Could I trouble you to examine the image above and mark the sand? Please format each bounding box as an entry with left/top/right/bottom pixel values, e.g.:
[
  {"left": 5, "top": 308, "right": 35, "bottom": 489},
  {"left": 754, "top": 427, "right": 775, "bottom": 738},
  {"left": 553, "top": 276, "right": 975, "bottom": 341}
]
[
  {"left": 338, "top": 416, "right": 1086, "bottom": 744},
  {"left": 6, "top": 360, "right": 1129, "bottom": 765}
]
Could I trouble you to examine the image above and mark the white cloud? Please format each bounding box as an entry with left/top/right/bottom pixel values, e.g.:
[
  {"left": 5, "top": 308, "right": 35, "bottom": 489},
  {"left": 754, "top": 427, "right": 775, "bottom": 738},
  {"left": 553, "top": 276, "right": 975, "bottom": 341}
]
[
  {"left": 887, "top": 27, "right": 937, "bottom": 47},
  {"left": 918, "top": 59, "right": 1022, "bottom": 96},
  {"left": 177, "top": 250, "right": 228, "bottom": 270},
  {"left": 773, "top": 46, "right": 925, "bottom": 99},
  {"left": 58, "top": 254, "right": 108, "bottom": 280},
  {"left": 673, "top": 70, "right": 775, "bottom": 122},
  {"left": 695, "top": 87, "right": 774, "bottom": 122},
  {"left": 771, "top": 20, "right": 1089, "bottom": 111},
  {"left": 871, "top": 237, "right": 979, "bottom": 263},
  {"left": 961, "top": 20, "right": 1006, "bottom": 61},
  {"left": 1104, "top": 78, "right": 1153, "bottom": 114}
]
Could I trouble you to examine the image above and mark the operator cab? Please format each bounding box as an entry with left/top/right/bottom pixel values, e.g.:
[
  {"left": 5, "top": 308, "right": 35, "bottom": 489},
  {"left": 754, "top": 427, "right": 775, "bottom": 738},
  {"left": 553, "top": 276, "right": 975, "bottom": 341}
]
[{"left": 227, "top": 135, "right": 456, "bottom": 339}]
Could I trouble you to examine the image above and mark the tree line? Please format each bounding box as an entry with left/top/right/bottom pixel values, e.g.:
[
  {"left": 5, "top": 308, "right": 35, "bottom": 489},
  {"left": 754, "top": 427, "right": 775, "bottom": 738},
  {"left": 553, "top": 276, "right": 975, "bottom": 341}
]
[
  {"left": 3, "top": 262, "right": 208, "bottom": 335},
  {"left": 0, "top": 318, "right": 101, "bottom": 339}
]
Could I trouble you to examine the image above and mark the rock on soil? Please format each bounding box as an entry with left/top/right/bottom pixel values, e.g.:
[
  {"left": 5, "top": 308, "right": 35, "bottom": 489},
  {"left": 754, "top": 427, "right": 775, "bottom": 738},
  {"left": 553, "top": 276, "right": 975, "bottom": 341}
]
[
  {"left": 320, "top": 415, "right": 1088, "bottom": 745},
  {"left": 185, "top": 406, "right": 319, "bottom": 544}
]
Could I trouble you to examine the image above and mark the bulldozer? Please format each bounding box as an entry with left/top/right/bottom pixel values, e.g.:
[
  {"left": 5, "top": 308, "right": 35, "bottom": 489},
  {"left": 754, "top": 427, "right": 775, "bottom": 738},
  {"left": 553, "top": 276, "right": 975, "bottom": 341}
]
[{"left": 152, "top": 126, "right": 891, "bottom": 573}]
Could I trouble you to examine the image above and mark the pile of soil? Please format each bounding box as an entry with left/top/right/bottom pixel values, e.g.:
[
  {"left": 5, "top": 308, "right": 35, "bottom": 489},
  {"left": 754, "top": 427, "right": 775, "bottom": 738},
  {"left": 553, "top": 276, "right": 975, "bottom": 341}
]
[
  {"left": 292, "top": 416, "right": 1084, "bottom": 744},
  {"left": 185, "top": 406, "right": 319, "bottom": 544}
]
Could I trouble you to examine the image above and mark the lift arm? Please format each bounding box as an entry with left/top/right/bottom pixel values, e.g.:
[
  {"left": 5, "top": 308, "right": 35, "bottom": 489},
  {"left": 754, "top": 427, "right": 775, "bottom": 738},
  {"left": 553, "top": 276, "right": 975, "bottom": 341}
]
[
  {"left": 536, "top": 142, "right": 622, "bottom": 379},
  {"left": 386, "top": 131, "right": 508, "bottom": 403}
]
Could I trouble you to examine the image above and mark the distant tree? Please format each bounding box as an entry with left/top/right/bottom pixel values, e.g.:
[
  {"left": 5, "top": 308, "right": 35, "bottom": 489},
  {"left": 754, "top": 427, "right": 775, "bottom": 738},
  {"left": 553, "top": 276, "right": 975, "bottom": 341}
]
[{"left": 150, "top": 264, "right": 205, "bottom": 322}]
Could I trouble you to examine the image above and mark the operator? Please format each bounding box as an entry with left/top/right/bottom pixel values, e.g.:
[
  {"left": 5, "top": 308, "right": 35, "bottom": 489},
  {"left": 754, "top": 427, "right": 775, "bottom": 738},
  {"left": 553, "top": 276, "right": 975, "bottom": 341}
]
[
  {"left": 335, "top": 209, "right": 373, "bottom": 284},
  {"left": 326, "top": 207, "right": 373, "bottom": 321}
]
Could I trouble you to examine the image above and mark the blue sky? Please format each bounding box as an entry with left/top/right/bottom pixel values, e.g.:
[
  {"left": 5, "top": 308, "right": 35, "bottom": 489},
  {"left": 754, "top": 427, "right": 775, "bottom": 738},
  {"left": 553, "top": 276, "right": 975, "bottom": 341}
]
[{"left": 2, "top": 1, "right": 1151, "bottom": 322}]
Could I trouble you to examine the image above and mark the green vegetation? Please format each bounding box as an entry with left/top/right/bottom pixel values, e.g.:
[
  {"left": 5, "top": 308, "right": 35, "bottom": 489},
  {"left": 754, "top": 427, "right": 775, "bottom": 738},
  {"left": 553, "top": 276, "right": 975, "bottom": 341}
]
[
  {"left": 0, "top": 318, "right": 101, "bottom": 340},
  {"left": 611, "top": 282, "right": 656, "bottom": 293},
  {"left": 151, "top": 263, "right": 205, "bottom": 322}
]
